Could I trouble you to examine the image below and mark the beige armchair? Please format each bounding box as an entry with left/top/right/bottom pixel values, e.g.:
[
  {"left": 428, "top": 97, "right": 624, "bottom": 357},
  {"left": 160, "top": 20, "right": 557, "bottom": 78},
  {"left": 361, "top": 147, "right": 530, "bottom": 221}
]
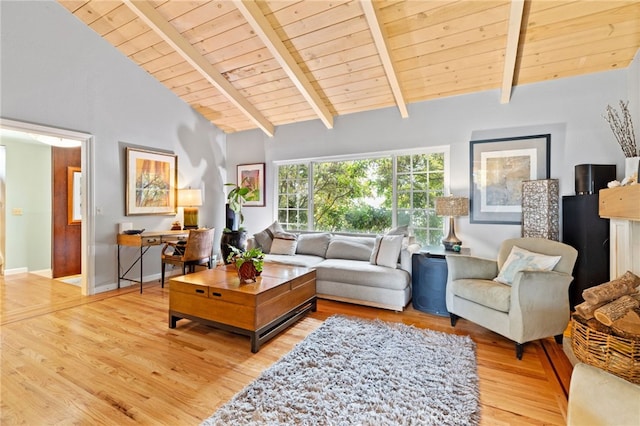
[{"left": 446, "top": 238, "right": 578, "bottom": 359}]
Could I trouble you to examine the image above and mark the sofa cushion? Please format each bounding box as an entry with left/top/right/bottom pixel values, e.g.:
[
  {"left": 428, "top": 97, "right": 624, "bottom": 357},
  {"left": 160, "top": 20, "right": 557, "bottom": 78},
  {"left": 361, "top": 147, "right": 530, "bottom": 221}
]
[
  {"left": 253, "top": 221, "right": 284, "bottom": 253},
  {"left": 264, "top": 254, "right": 324, "bottom": 268},
  {"left": 386, "top": 225, "right": 409, "bottom": 236},
  {"left": 316, "top": 259, "right": 410, "bottom": 290},
  {"left": 495, "top": 245, "right": 561, "bottom": 285},
  {"left": 296, "top": 233, "right": 332, "bottom": 257},
  {"left": 325, "top": 235, "right": 375, "bottom": 261},
  {"left": 450, "top": 278, "right": 511, "bottom": 312},
  {"left": 370, "top": 234, "right": 403, "bottom": 268},
  {"left": 270, "top": 232, "right": 298, "bottom": 255}
]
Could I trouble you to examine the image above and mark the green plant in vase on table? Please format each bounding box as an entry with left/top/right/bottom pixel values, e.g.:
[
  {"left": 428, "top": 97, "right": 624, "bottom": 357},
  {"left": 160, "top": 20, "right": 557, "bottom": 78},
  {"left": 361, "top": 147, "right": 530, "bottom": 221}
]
[{"left": 226, "top": 245, "right": 265, "bottom": 283}]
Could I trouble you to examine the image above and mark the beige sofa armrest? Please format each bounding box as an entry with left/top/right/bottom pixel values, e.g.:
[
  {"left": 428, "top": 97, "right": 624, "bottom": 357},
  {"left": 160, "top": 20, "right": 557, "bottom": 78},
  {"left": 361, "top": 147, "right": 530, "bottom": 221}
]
[
  {"left": 509, "top": 270, "right": 573, "bottom": 341},
  {"left": 446, "top": 255, "right": 498, "bottom": 281},
  {"left": 567, "top": 363, "right": 640, "bottom": 426}
]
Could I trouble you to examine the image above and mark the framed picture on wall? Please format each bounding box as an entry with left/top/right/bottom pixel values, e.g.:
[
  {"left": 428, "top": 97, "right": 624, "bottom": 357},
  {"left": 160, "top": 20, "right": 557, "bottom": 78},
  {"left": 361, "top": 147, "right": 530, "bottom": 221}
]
[
  {"left": 237, "top": 163, "right": 265, "bottom": 207},
  {"left": 469, "top": 134, "right": 550, "bottom": 224},
  {"left": 125, "top": 147, "right": 177, "bottom": 215}
]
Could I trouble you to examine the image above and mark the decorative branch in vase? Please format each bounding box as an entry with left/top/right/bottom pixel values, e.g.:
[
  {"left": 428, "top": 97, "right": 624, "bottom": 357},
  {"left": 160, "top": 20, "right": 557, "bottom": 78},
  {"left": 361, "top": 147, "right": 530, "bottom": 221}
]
[
  {"left": 604, "top": 100, "right": 639, "bottom": 183},
  {"left": 604, "top": 100, "right": 638, "bottom": 158}
]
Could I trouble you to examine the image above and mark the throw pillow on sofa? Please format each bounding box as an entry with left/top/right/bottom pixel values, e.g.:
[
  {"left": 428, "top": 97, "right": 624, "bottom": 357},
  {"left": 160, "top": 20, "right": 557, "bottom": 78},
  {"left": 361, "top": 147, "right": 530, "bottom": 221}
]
[
  {"left": 254, "top": 221, "right": 284, "bottom": 253},
  {"left": 370, "top": 234, "right": 404, "bottom": 268},
  {"left": 325, "top": 235, "right": 375, "bottom": 261},
  {"left": 270, "top": 232, "right": 298, "bottom": 255},
  {"left": 296, "top": 233, "right": 332, "bottom": 257},
  {"left": 494, "top": 245, "right": 561, "bottom": 285}
]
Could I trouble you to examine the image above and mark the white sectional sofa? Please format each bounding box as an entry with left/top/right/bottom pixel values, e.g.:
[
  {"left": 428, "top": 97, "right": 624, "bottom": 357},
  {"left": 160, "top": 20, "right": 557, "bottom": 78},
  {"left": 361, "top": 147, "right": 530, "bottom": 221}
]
[{"left": 249, "top": 226, "right": 421, "bottom": 311}]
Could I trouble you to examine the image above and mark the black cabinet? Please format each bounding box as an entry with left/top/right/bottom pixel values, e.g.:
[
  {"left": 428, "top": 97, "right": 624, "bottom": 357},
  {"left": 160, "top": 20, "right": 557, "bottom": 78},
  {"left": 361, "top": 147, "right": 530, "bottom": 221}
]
[
  {"left": 412, "top": 247, "right": 470, "bottom": 316},
  {"left": 562, "top": 194, "right": 610, "bottom": 308}
]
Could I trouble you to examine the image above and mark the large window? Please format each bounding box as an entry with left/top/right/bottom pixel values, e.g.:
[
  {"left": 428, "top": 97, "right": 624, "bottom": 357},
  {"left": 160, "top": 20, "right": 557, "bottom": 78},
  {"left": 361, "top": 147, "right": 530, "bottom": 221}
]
[{"left": 276, "top": 149, "right": 447, "bottom": 246}]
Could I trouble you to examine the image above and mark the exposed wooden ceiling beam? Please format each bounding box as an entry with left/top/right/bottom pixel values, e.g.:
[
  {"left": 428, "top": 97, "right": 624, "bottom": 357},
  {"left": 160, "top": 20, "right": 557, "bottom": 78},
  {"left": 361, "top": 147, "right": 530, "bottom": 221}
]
[
  {"left": 500, "top": 0, "right": 525, "bottom": 104},
  {"left": 123, "top": 0, "right": 275, "bottom": 137},
  {"left": 233, "top": 0, "right": 334, "bottom": 130},
  {"left": 360, "top": 0, "right": 408, "bottom": 118}
]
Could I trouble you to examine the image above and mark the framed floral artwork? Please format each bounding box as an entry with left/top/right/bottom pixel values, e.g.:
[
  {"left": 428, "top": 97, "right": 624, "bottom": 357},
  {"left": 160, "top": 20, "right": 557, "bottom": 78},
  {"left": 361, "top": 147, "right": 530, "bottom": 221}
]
[
  {"left": 126, "top": 147, "right": 177, "bottom": 215},
  {"left": 237, "top": 163, "right": 265, "bottom": 207}
]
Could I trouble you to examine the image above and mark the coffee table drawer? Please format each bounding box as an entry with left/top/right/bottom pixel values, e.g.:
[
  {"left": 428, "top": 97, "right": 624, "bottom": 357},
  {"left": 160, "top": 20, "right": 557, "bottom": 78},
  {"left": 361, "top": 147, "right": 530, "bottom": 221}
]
[{"left": 170, "top": 280, "right": 209, "bottom": 297}]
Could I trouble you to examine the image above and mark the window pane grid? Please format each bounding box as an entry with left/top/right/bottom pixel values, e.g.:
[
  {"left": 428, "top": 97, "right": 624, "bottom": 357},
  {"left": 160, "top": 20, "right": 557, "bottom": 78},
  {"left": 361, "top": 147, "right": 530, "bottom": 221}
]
[{"left": 276, "top": 151, "right": 446, "bottom": 246}]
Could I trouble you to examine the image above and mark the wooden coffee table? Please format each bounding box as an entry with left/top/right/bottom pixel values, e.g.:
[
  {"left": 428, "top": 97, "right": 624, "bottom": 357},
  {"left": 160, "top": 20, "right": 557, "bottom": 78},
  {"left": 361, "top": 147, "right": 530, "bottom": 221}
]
[{"left": 168, "top": 263, "right": 316, "bottom": 352}]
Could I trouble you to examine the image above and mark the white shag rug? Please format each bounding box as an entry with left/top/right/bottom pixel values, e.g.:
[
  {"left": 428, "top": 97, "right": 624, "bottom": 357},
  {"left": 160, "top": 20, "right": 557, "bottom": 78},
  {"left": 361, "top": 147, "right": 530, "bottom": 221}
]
[{"left": 202, "top": 315, "right": 480, "bottom": 426}]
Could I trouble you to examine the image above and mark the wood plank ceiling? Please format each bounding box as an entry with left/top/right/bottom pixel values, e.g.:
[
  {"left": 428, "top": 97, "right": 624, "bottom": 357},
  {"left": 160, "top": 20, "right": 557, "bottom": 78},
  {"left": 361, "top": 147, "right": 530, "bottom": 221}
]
[{"left": 58, "top": 0, "right": 640, "bottom": 136}]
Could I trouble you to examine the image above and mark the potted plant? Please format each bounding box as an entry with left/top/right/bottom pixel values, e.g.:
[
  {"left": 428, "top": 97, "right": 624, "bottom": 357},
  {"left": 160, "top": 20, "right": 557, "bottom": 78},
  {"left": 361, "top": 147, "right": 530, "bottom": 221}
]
[
  {"left": 221, "top": 180, "right": 250, "bottom": 262},
  {"left": 227, "top": 246, "right": 264, "bottom": 283}
]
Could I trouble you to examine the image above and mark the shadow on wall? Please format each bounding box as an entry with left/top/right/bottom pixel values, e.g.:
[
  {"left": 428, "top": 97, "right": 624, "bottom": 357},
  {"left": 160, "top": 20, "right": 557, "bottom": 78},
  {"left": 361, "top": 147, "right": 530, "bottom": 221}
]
[{"left": 177, "top": 118, "right": 226, "bottom": 254}]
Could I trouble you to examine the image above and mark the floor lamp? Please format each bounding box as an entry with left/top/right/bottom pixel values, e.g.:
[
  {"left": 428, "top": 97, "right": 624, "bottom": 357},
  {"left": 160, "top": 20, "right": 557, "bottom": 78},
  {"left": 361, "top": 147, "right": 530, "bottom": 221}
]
[
  {"left": 435, "top": 196, "right": 469, "bottom": 251},
  {"left": 178, "top": 188, "right": 203, "bottom": 230}
]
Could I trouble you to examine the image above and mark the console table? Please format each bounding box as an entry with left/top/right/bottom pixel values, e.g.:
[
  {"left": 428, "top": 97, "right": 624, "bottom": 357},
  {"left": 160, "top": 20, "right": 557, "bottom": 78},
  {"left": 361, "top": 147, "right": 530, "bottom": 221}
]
[
  {"left": 117, "top": 230, "right": 189, "bottom": 293},
  {"left": 412, "top": 246, "right": 470, "bottom": 316}
]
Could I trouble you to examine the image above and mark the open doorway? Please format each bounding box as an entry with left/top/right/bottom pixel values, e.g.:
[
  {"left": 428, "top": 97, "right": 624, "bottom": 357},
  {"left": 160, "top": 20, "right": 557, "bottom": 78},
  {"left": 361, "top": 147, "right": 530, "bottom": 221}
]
[{"left": 0, "top": 118, "right": 94, "bottom": 295}]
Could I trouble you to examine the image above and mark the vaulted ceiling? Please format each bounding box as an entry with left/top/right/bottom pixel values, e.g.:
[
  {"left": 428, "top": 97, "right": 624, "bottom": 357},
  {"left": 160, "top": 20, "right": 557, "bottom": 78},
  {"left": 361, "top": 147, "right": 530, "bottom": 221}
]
[{"left": 59, "top": 0, "right": 640, "bottom": 136}]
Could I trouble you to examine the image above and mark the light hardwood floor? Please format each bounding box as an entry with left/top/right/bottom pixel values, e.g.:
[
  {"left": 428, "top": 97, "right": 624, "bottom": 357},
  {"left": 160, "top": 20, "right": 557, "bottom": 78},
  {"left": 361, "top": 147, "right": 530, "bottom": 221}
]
[{"left": 1, "top": 273, "right": 573, "bottom": 425}]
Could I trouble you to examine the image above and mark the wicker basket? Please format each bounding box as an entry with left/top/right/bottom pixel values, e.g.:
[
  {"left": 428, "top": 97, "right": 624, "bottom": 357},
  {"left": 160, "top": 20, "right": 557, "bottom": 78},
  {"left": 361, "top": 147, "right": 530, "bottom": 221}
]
[{"left": 571, "top": 316, "right": 640, "bottom": 384}]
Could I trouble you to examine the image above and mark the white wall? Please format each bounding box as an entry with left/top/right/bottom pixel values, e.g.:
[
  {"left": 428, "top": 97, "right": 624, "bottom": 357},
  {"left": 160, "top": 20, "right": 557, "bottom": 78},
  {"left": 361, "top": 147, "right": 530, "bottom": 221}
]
[
  {"left": 228, "top": 64, "right": 639, "bottom": 259},
  {"left": 1, "top": 137, "right": 51, "bottom": 273},
  {"left": 1, "top": 1, "right": 228, "bottom": 292}
]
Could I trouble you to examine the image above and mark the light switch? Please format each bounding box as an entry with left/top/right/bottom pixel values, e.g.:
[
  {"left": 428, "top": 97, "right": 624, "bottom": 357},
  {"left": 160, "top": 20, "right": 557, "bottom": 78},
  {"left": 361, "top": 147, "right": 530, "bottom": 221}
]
[{"left": 12, "top": 208, "right": 23, "bottom": 216}]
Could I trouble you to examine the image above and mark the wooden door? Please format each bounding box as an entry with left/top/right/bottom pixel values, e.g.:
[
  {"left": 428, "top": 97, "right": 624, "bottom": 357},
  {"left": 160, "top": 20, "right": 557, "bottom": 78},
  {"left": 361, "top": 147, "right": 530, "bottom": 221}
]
[{"left": 52, "top": 147, "right": 81, "bottom": 278}]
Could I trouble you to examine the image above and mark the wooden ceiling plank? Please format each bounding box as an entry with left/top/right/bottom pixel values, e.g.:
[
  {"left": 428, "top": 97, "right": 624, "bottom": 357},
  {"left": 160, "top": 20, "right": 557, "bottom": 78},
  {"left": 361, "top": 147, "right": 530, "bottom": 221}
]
[
  {"left": 396, "top": 36, "right": 507, "bottom": 73},
  {"left": 71, "top": 0, "right": 122, "bottom": 26},
  {"left": 303, "top": 43, "right": 380, "bottom": 73},
  {"left": 57, "top": 1, "right": 90, "bottom": 14},
  {"left": 384, "top": 1, "right": 510, "bottom": 38},
  {"left": 524, "top": 4, "right": 640, "bottom": 44},
  {"left": 103, "top": 17, "right": 151, "bottom": 47},
  {"left": 377, "top": 0, "right": 452, "bottom": 25},
  {"left": 392, "top": 21, "right": 506, "bottom": 65},
  {"left": 360, "top": 0, "right": 408, "bottom": 118},
  {"left": 522, "top": 19, "right": 640, "bottom": 56},
  {"left": 517, "top": 47, "right": 640, "bottom": 84},
  {"left": 195, "top": 24, "right": 260, "bottom": 57},
  {"left": 114, "top": 27, "right": 162, "bottom": 56},
  {"left": 518, "top": 34, "right": 640, "bottom": 72},
  {"left": 167, "top": 1, "right": 236, "bottom": 34},
  {"left": 181, "top": 10, "right": 247, "bottom": 45},
  {"left": 309, "top": 55, "right": 383, "bottom": 81},
  {"left": 272, "top": 1, "right": 363, "bottom": 41},
  {"left": 88, "top": 4, "right": 137, "bottom": 37},
  {"left": 296, "top": 29, "right": 372, "bottom": 64},
  {"left": 389, "top": 7, "right": 508, "bottom": 53},
  {"left": 123, "top": 0, "right": 274, "bottom": 137},
  {"left": 285, "top": 15, "right": 370, "bottom": 52},
  {"left": 263, "top": 1, "right": 351, "bottom": 29},
  {"left": 222, "top": 59, "right": 283, "bottom": 83},
  {"left": 319, "top": 65, "right": 388, "bottom": 93},
  {"left": 399, "top": 50, "right": 504, "bottom": 82},
  {"left": 525, "top": 0, "right": 635, "bottom": 29},
  {"left": 234, "top": 0, "right": 334, "bottom": 129},
  {"left": 210, "top": 47, "right": 272, "bottom": 75},
  {"left": 500, "top": 0, "right": 525, "bottom": 104}
]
